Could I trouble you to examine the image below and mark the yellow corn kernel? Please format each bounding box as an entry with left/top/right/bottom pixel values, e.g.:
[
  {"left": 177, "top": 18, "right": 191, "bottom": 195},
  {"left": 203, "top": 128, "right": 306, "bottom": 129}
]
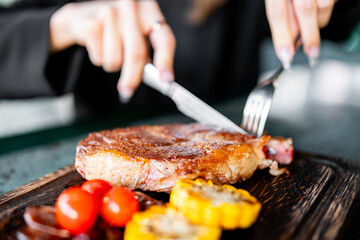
[
  {"left": 170, "top": 179, "right": 261, "bottom": 230},
  {"left": 124, "top": 204, "right": 221, "bottom": 240}
]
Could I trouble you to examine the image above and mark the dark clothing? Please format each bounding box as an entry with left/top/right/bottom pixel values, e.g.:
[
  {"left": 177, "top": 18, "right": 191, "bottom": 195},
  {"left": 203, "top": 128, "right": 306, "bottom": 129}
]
[{"left": 0, "top": 0, "right": 359, "bottom": 117}]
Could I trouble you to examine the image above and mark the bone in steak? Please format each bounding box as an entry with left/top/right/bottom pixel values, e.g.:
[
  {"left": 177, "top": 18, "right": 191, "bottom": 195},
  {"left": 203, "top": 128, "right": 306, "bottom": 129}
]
[{"left": 75, "top": 123, "right": 293, "bottom": 192}]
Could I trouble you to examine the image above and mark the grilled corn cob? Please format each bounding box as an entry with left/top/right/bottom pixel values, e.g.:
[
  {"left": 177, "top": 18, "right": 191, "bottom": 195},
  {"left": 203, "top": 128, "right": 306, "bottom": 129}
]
[
  {"left": 124, "top": 204, "right": 221, "bottom": 240},
  {"left": 170, "top": 179, "right": 261, "bottom": 229}
]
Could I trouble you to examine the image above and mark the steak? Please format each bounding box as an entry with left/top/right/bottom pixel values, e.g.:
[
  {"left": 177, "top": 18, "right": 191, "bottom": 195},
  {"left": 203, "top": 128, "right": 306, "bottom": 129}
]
[{"left": 75, "top": 123, "right": 293, "bottom": 192}]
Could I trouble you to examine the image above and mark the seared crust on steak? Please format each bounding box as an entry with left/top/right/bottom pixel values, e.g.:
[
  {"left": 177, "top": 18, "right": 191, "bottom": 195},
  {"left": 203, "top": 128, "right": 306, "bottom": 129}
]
[{"left": 75, "top": 123, "right": 270, "bottom": 192}]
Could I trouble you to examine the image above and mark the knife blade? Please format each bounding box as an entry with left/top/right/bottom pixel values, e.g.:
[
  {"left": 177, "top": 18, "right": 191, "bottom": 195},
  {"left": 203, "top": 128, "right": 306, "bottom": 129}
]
[{"left": 143, "top": 63, "right": 248, "bottom": 134}]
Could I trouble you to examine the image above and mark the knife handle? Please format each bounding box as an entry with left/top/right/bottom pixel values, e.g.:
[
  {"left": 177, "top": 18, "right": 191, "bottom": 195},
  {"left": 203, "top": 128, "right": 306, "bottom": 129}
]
[{"left": 143, "top": 63, "right": 171, "bottom": 95}]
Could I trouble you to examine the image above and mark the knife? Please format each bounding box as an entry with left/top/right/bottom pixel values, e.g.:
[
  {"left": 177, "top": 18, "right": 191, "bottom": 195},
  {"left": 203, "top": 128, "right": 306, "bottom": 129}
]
[{"left": 142, "top": 63, "right": 248, "bottom": 134}]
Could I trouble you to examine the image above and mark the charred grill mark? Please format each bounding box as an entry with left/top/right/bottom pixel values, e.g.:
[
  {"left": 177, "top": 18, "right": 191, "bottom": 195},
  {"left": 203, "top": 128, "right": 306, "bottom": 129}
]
[{"left": 78, "top": 124, "right": 254, "bottom": 162}]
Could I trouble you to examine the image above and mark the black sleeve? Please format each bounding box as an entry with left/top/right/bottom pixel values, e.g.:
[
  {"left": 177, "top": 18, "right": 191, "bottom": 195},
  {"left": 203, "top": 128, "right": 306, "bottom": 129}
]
[{"left": 0, "top": 3, "right": 83, "bottom": 99}]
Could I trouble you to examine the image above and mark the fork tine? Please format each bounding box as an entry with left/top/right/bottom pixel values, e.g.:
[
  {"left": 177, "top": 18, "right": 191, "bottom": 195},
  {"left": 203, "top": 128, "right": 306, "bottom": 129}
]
[
  {"left": 251, "top": 100, "right": 266, "bottom": 136},
  {"left": 243, "top": 97, "right": 258, "bottom": 134},
  {"left": 242, "top": 92, "right": 272, "bottom": 137},
  {"left": 246, "top": 97, "right": 263, "bottom": 135},
  {"left": 256, "top": 100, "right": 272, "bottom": 137},
  {"left": 247, "top": 99, "right": 266, "bottom": 136},
  {"left": 241, "top": 96, "right": 255, "bottom": 130}
]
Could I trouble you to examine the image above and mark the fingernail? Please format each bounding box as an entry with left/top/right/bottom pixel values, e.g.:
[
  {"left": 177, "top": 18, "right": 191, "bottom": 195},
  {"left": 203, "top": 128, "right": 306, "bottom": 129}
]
[
  {"left": 279, "top": 47, "right": 292, "bottom": 70},
  {"left": 118, "top": 87, "right": 134, "bottom": 104},
  {"left": 307, "top": 46, "right": 319, "bottom": 68},
  {"left": 160, "top": 70, "right": 174, "bottom": 82}
]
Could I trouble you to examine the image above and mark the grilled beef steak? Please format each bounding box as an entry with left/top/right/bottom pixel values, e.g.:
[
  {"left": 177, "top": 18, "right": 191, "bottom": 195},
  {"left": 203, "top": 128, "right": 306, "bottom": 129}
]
[{"left": 75, "top": 123, "right": 293, "bottom": 192}]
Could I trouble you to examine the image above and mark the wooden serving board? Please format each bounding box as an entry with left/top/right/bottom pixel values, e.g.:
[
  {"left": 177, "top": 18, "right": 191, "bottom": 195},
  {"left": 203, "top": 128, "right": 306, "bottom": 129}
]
[{"left": 0, "top": 151, "right": 359, "bottom": 240}]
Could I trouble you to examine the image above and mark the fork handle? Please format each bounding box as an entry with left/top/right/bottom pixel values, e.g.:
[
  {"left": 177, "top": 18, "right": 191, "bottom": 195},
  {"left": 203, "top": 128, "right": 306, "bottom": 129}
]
[
  {"left": 294, "top": 34, "right": 302, "bottom": 49},
  {"left": 257, "top": 34, "right": 302, "bottom": 88}
]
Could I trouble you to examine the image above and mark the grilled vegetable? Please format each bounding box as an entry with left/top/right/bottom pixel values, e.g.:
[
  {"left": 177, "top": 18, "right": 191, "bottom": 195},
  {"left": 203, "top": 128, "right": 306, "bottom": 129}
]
[
  {"left": 124, "top": 204, "right": 221, "bottom": 240},
  {"left": 170, "top": 179, "right": 261, "bottom": 229}
]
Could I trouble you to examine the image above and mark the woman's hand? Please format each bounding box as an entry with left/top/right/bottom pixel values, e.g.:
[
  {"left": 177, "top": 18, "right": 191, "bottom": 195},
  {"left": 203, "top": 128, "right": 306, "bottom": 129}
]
[
  {"left": 265, "top": 0, "right": 336, "bottom": 69},
  {"left": 50, "top": 0, "right": 176, "bottom": 102}
]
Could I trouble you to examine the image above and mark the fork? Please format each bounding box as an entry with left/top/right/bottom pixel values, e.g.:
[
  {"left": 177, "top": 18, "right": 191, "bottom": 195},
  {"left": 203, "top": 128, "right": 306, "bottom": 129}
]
[{"left": 241, "top": 36, "right": 301, "bottom": 137}]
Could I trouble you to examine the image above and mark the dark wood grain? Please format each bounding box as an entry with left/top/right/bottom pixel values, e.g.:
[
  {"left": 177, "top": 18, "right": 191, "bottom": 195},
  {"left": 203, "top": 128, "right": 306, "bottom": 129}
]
[
  {"left": 0, "top": 165, "right": 84, "bottom": 238},
  {"left": 0, "top": 152, "right": 359, "bottom": 240}
]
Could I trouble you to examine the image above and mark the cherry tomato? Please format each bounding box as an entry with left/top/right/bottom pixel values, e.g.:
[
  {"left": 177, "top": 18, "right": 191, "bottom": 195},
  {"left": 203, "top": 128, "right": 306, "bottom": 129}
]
[
  {"left": 81, "top": 179, "right": 112, "bottom": 200},
  {"left": 55, "top": 187, "right": 99, "bottom": 235},
  {"left": 100, "top": 187, "right": 139, "bottom": 227}
]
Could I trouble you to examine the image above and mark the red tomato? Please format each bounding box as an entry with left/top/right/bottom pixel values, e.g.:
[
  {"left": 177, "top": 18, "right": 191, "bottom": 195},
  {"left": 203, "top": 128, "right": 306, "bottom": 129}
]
[
  {"left": 100, "top": 187, "right": 139, "bottom": 227},
  {"left": 55, "top": 187, "right": 99, "bottom": 235},
  {"left": 81, "top": 179, "right": 112, "bottom": 200}
]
